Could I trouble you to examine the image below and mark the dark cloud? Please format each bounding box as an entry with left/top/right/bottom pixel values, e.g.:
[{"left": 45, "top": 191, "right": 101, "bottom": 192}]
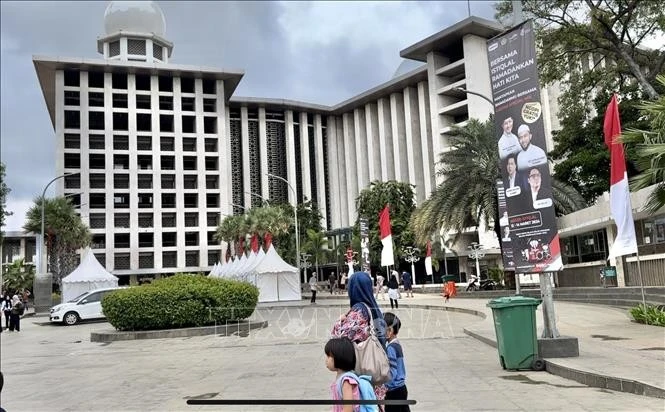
[{"left": 0, "top": 0, "right": 496, "bottom": 230}]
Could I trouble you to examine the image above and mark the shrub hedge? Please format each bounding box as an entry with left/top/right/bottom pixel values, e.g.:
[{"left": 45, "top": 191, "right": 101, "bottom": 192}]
[{"left": 102, "top": 274, "right": 259, "bottom": 331}]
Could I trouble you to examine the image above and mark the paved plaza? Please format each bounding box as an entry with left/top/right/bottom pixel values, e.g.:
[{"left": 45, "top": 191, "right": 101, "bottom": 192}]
[{"left": 1, "top": 299, "right": 664, "bottom": 411}]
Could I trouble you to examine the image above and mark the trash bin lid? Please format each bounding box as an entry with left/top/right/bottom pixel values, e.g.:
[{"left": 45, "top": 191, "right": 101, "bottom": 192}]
[{"left": 487, "top": 295, "right": 541, "bottom": 308}]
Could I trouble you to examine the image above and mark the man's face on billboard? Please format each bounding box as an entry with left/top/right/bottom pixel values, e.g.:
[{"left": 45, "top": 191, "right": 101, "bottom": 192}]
[
  {"left": 503, "top": 117, "right": 513, "bottom": 133},
  {"left": 507, "top": 157, "right": 516, "bottom": 175},
  {"left": 519, "top": 129, "right": 532, "bottom": 150},
  {"left": 528, "top": 169, "right": 541, "bottom": 191}
]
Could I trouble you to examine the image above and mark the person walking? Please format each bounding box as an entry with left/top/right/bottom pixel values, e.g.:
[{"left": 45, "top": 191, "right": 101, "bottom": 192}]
[
  {"left": 309, "top": 272, "right": 318, "bottom": 304},
  {"left": 8, "top": 295, "right": 24, "bottom": 332},
  {"left": 401, "top": 271, "right": 413, "bottom": 298},
  {"left": 21, "top": 288, "right": 31, "bottom": 311},
  {"left": 387, "top": 274, "right": 400, "bottom": 310},
  {"left": 375, "top": 273, "right": 385, "bottom": 300},
  {"left": 340, "top": 272, "right": 347, "bottom": 294},
  {"left": 384, "top": 312, "right": 409, "bottom": 411},
  {"left": 1, "top": 295, "right": 12, "bottom": 330},
  {"left": 329, "top": 272, "right": 338, "bottom": 295}
]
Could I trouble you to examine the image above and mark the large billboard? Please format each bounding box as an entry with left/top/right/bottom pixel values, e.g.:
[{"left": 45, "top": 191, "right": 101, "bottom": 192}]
[{"left": 487, "top": 20, "right": 562, "bottom": 273}]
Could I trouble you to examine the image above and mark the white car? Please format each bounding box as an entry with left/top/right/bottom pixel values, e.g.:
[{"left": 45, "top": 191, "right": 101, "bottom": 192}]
[{"left": 49, "top": 287, "right": 123, "bottom": 325}]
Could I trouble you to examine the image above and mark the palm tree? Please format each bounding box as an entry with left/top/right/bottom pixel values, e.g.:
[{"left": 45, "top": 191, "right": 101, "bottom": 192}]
[
  {"left": 23, "top": 196, "right": 90, "bottom": 281},
  {"left": 622, "top": 74, "right": 665, "bottom": 213},
  {"left": 303, "top": 229, "right": 329, "bottom": 281},
  {"left": 215, "top": 214, "right": 244, "bottom": 255},
  {"left": 411, "top": 117, "right": 586, "bottom": 245}
]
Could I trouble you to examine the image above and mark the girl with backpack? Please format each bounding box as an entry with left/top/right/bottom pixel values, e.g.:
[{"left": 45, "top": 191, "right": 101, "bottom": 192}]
[{"left": 325, "top": 337, "right": 378, "bottom": 412}]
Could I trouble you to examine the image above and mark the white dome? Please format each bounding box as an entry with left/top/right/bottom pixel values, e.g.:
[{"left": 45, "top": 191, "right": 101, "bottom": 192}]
[{"left": 104, "top": 1, "right": 166, "bottom": 36}]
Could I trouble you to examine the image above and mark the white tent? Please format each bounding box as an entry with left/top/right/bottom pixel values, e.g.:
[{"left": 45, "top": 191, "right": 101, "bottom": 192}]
[
  {"left": 208, "top": 262, "right": 220, "bottom": 277},
  {"left": 61, "top": 248, "right": 119, "bottom": 302},
  {"left": 251, "top": 245, "right": 300, "bottom": 302}
]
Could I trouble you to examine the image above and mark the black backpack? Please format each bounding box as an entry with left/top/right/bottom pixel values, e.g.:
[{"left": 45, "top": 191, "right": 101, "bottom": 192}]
[{"left": 13, "top": 302, "right": 25, "bottom": 316}]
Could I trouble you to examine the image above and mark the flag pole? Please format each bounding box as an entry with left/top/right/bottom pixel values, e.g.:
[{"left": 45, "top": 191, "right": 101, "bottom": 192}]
[{"left": 634, "top": 248, "right": 646, "bottom": 307}]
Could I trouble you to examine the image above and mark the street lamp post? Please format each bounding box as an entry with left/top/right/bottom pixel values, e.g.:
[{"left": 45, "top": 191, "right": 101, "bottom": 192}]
[
  {"left": 39, "top": 172, "right": 80, "bottom": 275},
  {"left": 403, "top": 246, "right": 420, "bottom": 287},
  {"left": 300, "top": 253, "right": 312, "bottom": 284},
  {"left": 244, "top": 191, "right": 270, "bottom": 206},
  {"left": 454, "top": 87, "right": 494, "bottom": 106},
  {"left": 266, "top": 173, "right": 299, "bottom": 274},
  {"left": 468, "top": 242, "right": 485, "bottom": 282}
]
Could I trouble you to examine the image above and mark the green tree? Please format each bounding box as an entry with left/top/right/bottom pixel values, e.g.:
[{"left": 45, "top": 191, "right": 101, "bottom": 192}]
[
  {"left": 303, "top": 229, "right": 329, "bottom": 281},
  {"left": 549, "top": 87, "right": 648, "bottom": 203},
  {"left": 410, "top": 118, "right": 586, "bottom": 245},
  {"left": 495, "top": 0, "right": 664, "bottom": 100},
  {"left": 273, "top": 200, "right": 323, "bottom": 265},
  {"left": 622, "top": 74, "right": 665, "bottom": 213},
  {"left": 0, "top": 162, "right": 11, "bottom": 240},
  {"left": 23, "top": 196, "right": 91, "bottom": 281},
  {"left": 2, "top": 258, "right": 34, "bottom": 293},
  {"left": 215, "top": 214, "right": 245, "bottom": 254},
  {"left": 355, "top": 180, "right": 417, "bottom": 268}
]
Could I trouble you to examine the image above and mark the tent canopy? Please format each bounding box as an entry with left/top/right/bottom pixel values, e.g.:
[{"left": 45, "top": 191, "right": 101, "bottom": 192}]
[{"left": 61, "top": 248, "right": 118, "bottom": 302}]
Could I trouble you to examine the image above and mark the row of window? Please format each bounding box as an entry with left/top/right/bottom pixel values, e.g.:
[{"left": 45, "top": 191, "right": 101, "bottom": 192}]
[
  {"left": 101, "top": 250, "right": 217, "bottom": 271},
  {"left": 91, "top": 231, "right": 219, "bottom": 249},
  {"left": 67, "top": 192, "right": 220, "bottom": 209},
  {"left": 64, "top": 111, "right": 218, "bottom": 134},
  {"left": 88, "top": 212, "right": 219, "bottom": 230},
  {"left": 64, "top": 153, "right": 219, "bottom": 171},
  {"left": 63, "top": 70, "right": 217, "bottom": 94},
  {"left": 64, "top": 91, "right": 218, "bottom": 112},
  {"left": 64, "top": 134, "right": 218, "bottom": 152},
  {"left": 64, "top": 173, "right": 220, "bottom": 191}
]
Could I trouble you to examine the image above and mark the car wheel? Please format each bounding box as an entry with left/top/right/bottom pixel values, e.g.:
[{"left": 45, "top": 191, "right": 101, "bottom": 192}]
[{"left": 63, "top": 311, "right": 79, "bottom": 326}]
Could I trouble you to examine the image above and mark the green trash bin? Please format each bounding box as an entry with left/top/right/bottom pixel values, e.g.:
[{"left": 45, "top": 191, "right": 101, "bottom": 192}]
[
  {"left": 487, "top": 296, "right": 545, "bottom": 371},
  {"left": 442, "top": 274, "right": 457, "bottom": 283}
]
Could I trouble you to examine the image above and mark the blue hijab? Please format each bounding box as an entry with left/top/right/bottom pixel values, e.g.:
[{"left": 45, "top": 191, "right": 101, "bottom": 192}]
[{"left": 348, "top": 272, "right": 387, "bottom": 345}]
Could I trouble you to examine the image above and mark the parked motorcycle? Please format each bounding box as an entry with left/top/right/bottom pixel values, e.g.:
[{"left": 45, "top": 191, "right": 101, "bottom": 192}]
[{"left": 466, "top": 276, "right": 497, "bottom": 291}]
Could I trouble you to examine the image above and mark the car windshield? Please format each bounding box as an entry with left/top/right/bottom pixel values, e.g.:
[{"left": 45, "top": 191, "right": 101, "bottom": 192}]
[{"left": 68, "top": 293, "right": 89, "bottom": 303}]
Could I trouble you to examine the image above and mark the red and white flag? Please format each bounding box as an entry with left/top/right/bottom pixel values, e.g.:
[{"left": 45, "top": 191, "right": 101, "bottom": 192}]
[
  {"left": 379, "top": 205, "right": 394, "bottom": 266},
  {"left": 425, "top": 240, "right": 433, "bottom": 276},
  {"left": 604, "top": 94, "right": 638, "bottom": 261}
]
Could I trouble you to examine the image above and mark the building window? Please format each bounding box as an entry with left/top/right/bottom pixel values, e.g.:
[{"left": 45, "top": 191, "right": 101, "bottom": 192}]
[
  {"left": 64, "top": 153, "right": 80, "bottom": 169},
  {"left": 562, "top": 229, "right": 608, "bottom": 264},
  {"left": 204, "top": 117, "right": 217, "bottom": 134},
  {"left": 136, "top": 94, "right": 151, "bottom": 110},
  {"left": 138, "top": 174, "right": 152, "bottom": 189},
  {"left": 183, "top": 138, "right": 197, "bottom": 152},
  {"left": 89, "top": 213, "right": 105, "bottom": 229},
  {"left": 109, "top": 41, "right": 120, "bottom": 57},
  {"left": 127, "top": 39, "right": 146, "bottom": 56},
  {"left": 88, "top": 71, "right": 104, "bottom": 88},
  {"left": 138, "top": 232, "right": 153, "bottom": 248},
  {"left": 160, "top": 137, "right": 174, "bottom": 151},
  {"left": 153, "top": 44, "right": 163, "bottom": 60},
  {"left": 112, "top": 72, "right": 127, "bottom": 89},
  {"left": 181, "top": 96, "right": 195, "bottom": 112},
  {"left": 183, "top": 175, "right": 198, "bottom": 189},
  {"left": 208, "top": 250, "right": 219, "bottom": 266},
  {"left": 204, "top": 138, "right": 217, "bottom": 152},
  {"left": 64, "top": 111, "right": 80, "bottom": 129},
  {"left": 162, "top": 213, "right": 176, "bottom": 228},
  {"left": 137, "top": 113, "right": 152, "bottom": 132},
  {"left": 135, "top": 74, "right": 151, "bottom": 91},
  {"left": 202, "top": 78, "right": 216, "bottom": 94},
  {"left": 181, "top": 77, "right": 195, "bottom": 93},
  {"left": 182, "top": 115, "right": 196, "bottom": 133},
  {"left": 89, "top": 154, "right": 105, "bottom": 169},
  {"left": 183, "top": 156, "right": 197, "bottom": 171},
  {"left": 203, "top": 98, "right": 216, "bottom": 113},
  {"left": 114, "top": 253, "right": 130, "bottom": 270},
  {"left": 64, "top": 91, "right": 80, "bottom": 106},
  {"left": 64, "top": 173, "right": 81, "bottom": 189},
  {"left": 64, "top": 133, "right": 80, "bottom": 149},
  {"left": 114, "top": 213, "right": 130, "bottom": 228},
  {"left": 162, "top": 232, "right": 177, "bottom": 247},
  {"left": 113, "top": 154, "right": 129, "bottom": 169},
  {"left": 207, "top": 212, "right": 219, "bottom": 227},
  {"left": 64, "top": 70, "right": 80, "bottom": 87},
  {"left": 205, "top": 157, "right": 218, "bottom": 171},
  {"left": 185, "top": 232, "right": 199, "bottom": 246},
  {"left": 139, "top": 252, "right": 154, "bottom": 269},
  {"left": 206, "top": 193, "right": 219, "bottom": 208},
  {"left": 184, "top": 193, "right": 198, "bottom": 208},
  {"left": 185, "top": 212, "right": 199, "bottom": 227},
  {"left": 638, "top": 215, "right": 665, "bottom": 245},
  {"left": 161, "top": 156, "right": 175, "bottom": 170},
  {"left": 138, "top": 193, "right": 153, "bottom": 208},
  {"left": 91, "top": 234, "right": 106, "bottom": 250},
  {"left": 113, "top": 135, "right": 129, "bottom": 151},
  {"left": 160, "top": 115, "right": 174, "bottom": 132},
  {"left": 159, "top": 96, "right": 173, "bottom": 111},
  {"left": 113, "top": 112, "right": 129, "bottom": 131},
  {"left": 114, "top": 193, "right": 130, "bottom": 208},
  {"left": 161, "top": 193, "right": 176, "bottom": 208},
  {"left": 137, "top": 136, "right": 152, "bottom": 151},
  {"left": 185, "top": 251, "right": 199, "bottom": 267},
  {"left": 162, "top": 251, "right": 177, "bottom": 267},
  {"left": 138, "top": 213, "right": 153, "bottom": 228},
  {"left": 90, "top": 193, "right": 105, "bottom": 209},
  {"left": 89, "top": 173, "right": 105, "bottom": 189},
  {"left": 89, "top": 112, "right": 105, "bottom": 130},
  {"left": 113, "top": 93, "right": 128, "bottom": 108},
  {"left": 89, "top": 92, "right": 105, "bottom": 107},
  {"left": 89, "top": 135, "right": 105, "bottom": 150},
  {"left": 113, "top": 174, "right": 129, "bottom": 189},
  {"left": 159, "top": 76, "right": 172, "bottom": 92},
  {"left": 205, "top": 175, "right": 218, "bottom": 189},
  {"left": 137, "top": 155, "right": 152, "bottom": 171},
  {"left": 161, "top": 174, "right": 176, "bottom": 189}
]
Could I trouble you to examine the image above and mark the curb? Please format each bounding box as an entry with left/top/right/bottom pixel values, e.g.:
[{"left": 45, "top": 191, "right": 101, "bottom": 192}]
[
  {"left": 462, "top": 326, "right": 665, "bottom": 400},
  {"left": 90, "top": 320, "right": 268, "bottom": 342}
]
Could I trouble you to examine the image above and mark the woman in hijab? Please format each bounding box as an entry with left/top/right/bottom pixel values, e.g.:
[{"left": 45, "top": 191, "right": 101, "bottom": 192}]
[
  {"left": 8, "top": 295, "right": 23, "bottom": 332},
  {"left": 330, "top": 271, "right": 388, "bottom": 404}
]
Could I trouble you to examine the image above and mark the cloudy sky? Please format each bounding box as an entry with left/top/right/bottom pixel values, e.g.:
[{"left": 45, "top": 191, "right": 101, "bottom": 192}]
[{"left": 0, "top": 0, "right": 496, "bottom": 232}]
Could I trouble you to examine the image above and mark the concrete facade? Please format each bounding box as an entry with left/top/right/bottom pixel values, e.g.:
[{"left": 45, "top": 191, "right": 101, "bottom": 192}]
[{"left": 33, "top": 9, "right": 574, "bottom": 281}]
